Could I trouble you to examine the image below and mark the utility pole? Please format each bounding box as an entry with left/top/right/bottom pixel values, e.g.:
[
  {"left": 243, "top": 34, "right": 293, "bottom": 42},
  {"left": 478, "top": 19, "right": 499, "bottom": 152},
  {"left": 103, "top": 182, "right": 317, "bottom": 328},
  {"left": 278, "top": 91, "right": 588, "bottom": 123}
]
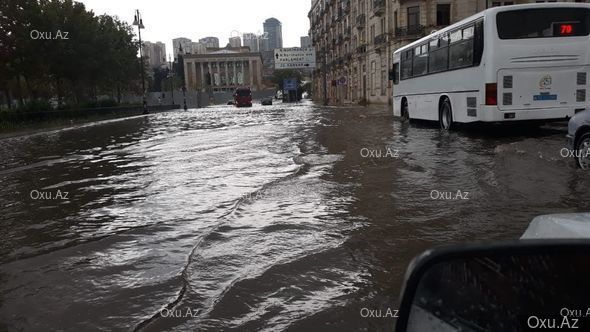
[
  {"left": 133, "top": 10, "right": 148, "bottom": 114},
  {"left": 168, "top": 54, "right": 174, "bottom": 106},
  {"left": 323, "top": 50, "right": 328, "bottom": 106}
]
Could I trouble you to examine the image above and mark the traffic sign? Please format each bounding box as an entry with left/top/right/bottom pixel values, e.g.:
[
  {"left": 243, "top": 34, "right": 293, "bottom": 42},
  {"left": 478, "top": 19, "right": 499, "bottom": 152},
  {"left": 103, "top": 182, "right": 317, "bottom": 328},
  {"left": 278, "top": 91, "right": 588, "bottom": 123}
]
[
  {"left": 274, "top": 47, "right": 316, "bottom": 69},
  {"left": 283, "top": 78, "right": 298, "bottom": 91}
]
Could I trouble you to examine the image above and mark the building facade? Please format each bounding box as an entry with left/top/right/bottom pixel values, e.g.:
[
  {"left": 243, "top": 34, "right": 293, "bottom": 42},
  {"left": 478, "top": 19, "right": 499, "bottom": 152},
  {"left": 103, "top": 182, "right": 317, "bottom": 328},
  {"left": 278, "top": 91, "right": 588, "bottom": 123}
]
[
  {"left": 189, "top": 42, "right": 207, "bottom": 54},
  {"left": 183, "top": 47, "right": 264, "bottom": 92},
  {"left": 263, "top": 18, "right": 283, "bottom": 51},
  {"left": 308, "top": 0, "right": 580, "bottom": 105},
  {"left": 229, "top": 36, "right": 242, "bottom": 48},
  {"left": 199, "top": 37, "right": 220, "bottom": 49},
  {"left": 173, "top": 37, "right": 192, "bottom": 59},
  {"left": 243, "top": 33, "right": 260, "bottom": 52},
  {"left": 144, "top": 41, "right": 166, "bottom": 68},
  {"left": 300, "top": 36, "right": 312, "bottom": 48}
]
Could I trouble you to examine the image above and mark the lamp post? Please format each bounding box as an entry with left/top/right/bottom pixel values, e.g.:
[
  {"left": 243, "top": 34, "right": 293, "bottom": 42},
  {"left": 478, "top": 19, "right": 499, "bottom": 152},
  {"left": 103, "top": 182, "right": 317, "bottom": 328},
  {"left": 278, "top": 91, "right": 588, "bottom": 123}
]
[
  {"left": 182, "top": 86, "right": 187, "bottom": 110},
  {"left": 133, "top": 10, "right": 148, "bottom": 114},
  {"left": 168, "top": 54, "right": 174, "bottom": 106},
  {"left": 322, "top": 50, "right": 328, "bottom": 106}
]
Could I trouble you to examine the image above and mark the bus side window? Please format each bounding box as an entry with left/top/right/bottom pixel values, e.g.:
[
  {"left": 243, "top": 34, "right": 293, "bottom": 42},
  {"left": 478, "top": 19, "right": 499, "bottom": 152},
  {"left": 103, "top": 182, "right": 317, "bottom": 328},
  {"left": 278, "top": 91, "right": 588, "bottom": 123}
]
[{"left": 474, "top": 19, "right": 484, "bottom": 65}]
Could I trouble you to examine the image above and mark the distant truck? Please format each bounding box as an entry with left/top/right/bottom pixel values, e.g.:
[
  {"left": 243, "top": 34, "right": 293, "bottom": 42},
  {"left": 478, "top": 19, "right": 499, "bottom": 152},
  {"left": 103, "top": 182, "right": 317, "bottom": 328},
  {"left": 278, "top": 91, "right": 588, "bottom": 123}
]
[{"left": 234, "top": 87, "right": 252, "bottom": 107}]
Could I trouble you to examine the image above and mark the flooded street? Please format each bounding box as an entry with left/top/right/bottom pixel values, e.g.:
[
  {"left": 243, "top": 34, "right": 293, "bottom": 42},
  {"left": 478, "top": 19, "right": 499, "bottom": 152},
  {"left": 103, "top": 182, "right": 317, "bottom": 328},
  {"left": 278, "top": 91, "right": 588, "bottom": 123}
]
[{"left": 1, "top": 101, "right": 588, "bottom": 332}]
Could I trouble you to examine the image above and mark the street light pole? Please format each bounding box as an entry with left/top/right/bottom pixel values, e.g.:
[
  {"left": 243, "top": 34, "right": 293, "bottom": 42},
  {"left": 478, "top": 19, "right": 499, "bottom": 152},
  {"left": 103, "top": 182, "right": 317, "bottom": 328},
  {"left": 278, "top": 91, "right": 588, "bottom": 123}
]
[
  {"left": 323, "top": 50, "right": 328, "bottom": 106},
  {"left": 133, "top": 10, "right": 148, "bottom": 114},
  {"left": 168, "top": 54, "right": 174, "bottom": 106},
  {"left": 183, "top": 86, "right": 187, "bottom": 111}
]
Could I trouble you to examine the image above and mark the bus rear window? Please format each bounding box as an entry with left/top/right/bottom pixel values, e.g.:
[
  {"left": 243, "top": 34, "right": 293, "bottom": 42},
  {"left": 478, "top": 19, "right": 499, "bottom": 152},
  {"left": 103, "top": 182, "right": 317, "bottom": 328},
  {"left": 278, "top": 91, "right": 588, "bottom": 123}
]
[{"left": 496, "top": 8, "right": 590, "bottom": 39}]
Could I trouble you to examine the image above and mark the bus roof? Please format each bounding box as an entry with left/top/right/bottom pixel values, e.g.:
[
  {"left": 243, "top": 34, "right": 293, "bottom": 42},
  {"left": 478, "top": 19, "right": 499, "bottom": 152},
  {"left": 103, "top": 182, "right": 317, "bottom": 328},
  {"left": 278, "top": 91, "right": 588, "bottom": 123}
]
[{"left": 394, "top": 2, "right": 590, "bottom": 55}]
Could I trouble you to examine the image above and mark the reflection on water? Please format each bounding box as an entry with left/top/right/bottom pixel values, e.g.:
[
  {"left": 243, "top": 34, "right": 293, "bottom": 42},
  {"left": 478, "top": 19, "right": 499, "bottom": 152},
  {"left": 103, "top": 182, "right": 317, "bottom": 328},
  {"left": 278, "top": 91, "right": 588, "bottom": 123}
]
[{"left": 0, "top": 102, "right": 588, "bottom": 331}]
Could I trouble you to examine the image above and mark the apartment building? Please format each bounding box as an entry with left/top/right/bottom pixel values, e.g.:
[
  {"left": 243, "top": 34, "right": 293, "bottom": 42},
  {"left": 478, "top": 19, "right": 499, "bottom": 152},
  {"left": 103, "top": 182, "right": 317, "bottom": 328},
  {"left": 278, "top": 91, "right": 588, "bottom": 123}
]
[{"left": 308, "top": 0, "right": 583, "bottom": 105}]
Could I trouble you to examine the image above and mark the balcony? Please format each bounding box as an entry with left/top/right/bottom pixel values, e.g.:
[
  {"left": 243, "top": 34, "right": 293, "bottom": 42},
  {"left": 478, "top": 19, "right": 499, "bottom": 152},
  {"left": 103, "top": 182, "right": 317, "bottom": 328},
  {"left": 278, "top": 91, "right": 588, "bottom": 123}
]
[
  {"left": 395, "top": 25, "right": 427, "bottom": 38},
  {"left": 356, "top": 44, "right": 367, "bottom": 54},
  {"left": 355, "top": 14, "right": 366, "bottom": 29},
  {"left": 373, "top": 0, "right": 386, "bottom": 16},
  {"left": 343, "top": 0, "right": 351, "bottom": 14},
  {"left": 374, "top": 33, "right": 387, "bottom": 45}
]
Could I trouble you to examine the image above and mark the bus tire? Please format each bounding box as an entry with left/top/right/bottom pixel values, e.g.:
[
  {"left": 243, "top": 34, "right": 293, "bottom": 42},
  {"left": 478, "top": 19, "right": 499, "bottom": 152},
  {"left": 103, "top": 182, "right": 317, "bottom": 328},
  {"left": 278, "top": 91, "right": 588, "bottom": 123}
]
[
  {"left": 575, "top": 131, "right": 590, "bottom": 170},
  {"left": 401, "top": 99, "right": 409, "bottom": 122},
  {"left": 439, "top": 98, "right": 454, "bottom": 131}
]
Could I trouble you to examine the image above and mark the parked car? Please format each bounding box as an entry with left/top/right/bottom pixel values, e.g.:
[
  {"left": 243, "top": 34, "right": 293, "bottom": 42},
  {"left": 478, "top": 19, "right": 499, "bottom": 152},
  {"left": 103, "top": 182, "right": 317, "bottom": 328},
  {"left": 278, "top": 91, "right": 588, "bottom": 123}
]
[
  {"left": 227, "top": 100, "right": 234, "bottom": 105},
  {"left": 233, "top": 87, "right": 252, "bottom": 107},
  {"left": 261, "top": 97, "right": 273, "bottom": 106},
  {"left": 566, "top": 109, "right": 590, "bottom": 169}
]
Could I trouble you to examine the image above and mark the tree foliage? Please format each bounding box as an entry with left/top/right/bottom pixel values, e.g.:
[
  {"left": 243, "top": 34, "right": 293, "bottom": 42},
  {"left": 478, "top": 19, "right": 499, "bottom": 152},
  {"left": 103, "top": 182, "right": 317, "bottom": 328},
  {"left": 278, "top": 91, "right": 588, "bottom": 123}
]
[{"left": 0, "top": 0, "right": 143, "bottom": 108}]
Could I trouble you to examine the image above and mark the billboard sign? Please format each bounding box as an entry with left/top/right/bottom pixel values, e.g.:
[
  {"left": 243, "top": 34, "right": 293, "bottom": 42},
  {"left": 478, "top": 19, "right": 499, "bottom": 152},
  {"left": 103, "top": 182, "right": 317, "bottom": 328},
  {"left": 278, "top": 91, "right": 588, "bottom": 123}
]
[{"left": 274, "top": 48, "right": 316, "bottom": 69}]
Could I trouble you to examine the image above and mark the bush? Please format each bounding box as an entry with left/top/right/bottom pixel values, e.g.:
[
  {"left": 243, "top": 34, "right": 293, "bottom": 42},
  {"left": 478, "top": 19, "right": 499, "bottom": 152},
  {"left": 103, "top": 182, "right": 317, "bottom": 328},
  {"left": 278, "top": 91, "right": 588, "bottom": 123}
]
[
  {"left": 19, "top": 100, "right": 52, "bottom": 112},
  {"left": 79, "top": 99, "right": 118, "bottom": 109},
  {"left": 98, "top": 99, "right": 118, "bottom": 108}
]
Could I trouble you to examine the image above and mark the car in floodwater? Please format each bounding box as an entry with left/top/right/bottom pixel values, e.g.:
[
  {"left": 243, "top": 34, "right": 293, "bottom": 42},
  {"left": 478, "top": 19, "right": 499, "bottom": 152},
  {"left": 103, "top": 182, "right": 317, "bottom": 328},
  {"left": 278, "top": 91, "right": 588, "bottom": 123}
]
[
  {"left": 261, "top": 97, "right": 273, "bottom": 106},
  {"left": 234, "top": 87, "right": 253, "bottom": 108},
  {"left": 567, "top": 109, "right": 590, "bottom": 169}
]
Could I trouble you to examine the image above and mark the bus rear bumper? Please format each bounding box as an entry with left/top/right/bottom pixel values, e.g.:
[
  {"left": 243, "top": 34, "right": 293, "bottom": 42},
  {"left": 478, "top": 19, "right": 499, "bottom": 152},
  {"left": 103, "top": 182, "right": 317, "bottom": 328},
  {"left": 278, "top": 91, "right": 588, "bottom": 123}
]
[{"left": 479, "top": 106, "right": 574, "bottom": 122}]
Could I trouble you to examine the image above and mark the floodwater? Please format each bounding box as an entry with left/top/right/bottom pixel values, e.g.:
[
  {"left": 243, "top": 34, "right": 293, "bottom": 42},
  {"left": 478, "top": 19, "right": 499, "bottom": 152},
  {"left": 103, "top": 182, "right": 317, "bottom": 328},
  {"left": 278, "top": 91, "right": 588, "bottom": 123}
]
[{"left": 0, "top": 101, "right": 588, "bottom": 331}]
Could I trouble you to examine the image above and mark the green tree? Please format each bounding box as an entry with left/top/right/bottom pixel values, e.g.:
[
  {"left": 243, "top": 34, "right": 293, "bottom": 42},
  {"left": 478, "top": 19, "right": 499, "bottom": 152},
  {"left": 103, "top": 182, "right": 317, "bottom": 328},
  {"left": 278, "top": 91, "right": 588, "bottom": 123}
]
[{"left": 1, "top": 0, "right": 143, "bottom": 109}]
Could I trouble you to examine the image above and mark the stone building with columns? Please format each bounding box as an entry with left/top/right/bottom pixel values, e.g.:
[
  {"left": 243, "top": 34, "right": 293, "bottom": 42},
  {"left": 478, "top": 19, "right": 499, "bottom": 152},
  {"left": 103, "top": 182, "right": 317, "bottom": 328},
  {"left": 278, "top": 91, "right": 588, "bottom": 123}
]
[{"left": 183, "top": 47, "right": 264, "bottom": 92}]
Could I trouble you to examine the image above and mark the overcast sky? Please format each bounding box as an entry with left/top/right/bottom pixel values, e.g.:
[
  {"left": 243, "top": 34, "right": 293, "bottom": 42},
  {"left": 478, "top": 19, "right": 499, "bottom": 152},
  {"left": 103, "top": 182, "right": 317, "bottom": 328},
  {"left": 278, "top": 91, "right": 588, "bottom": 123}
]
[{"left": 79, "top": 0, "right": 312, "bottom": 57}]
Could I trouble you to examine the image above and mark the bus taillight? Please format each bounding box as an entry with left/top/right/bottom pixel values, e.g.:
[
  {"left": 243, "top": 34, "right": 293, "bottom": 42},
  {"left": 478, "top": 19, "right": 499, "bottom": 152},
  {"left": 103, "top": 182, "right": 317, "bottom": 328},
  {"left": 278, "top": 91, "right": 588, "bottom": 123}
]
[{"left": 486, "top": 83, "right": 498, "bottom": 105}]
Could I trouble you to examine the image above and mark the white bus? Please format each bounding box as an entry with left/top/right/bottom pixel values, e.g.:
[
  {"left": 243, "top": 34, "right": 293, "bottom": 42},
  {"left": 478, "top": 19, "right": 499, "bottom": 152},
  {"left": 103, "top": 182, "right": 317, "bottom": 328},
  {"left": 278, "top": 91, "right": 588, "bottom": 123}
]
[{"left": 391, "top": 3, "right": 590, "bottom": 130}]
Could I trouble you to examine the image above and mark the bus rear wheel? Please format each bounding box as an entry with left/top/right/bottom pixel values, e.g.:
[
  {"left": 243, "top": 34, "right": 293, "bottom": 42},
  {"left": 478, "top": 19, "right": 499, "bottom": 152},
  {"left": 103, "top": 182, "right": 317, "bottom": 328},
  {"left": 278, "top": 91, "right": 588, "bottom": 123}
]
[
  {"left": 439, "top": 98, "right": 454, "bottom": 131},
  {"left": 401, "top": 99, "right": 409, "bottom": 122}
]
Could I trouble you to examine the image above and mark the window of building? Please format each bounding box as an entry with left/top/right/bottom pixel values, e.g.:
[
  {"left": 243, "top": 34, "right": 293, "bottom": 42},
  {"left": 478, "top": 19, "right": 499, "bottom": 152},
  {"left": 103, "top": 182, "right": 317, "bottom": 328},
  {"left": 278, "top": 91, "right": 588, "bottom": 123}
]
[
  {"left": 394, "top": 10, "right": 398, "bottom": 32},
  {"left": 437, "top": 4, "right": 451, "bottom": 26},
  {"left": 370, "top": 25, "right": 375, "bottom": 43},
  {"left": 407, "top": 6, "right": 420, "bottom": 32},
  {"left": 380, "top": 17, "right": 386, "bottom": 34}
]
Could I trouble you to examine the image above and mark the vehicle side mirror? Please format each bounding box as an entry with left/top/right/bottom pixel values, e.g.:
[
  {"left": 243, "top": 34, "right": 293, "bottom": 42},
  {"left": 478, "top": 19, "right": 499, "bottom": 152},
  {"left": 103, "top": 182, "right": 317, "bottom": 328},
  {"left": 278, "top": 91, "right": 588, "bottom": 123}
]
[{"left": 396, "top": 240, "right": 590, "bottom": 332}]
